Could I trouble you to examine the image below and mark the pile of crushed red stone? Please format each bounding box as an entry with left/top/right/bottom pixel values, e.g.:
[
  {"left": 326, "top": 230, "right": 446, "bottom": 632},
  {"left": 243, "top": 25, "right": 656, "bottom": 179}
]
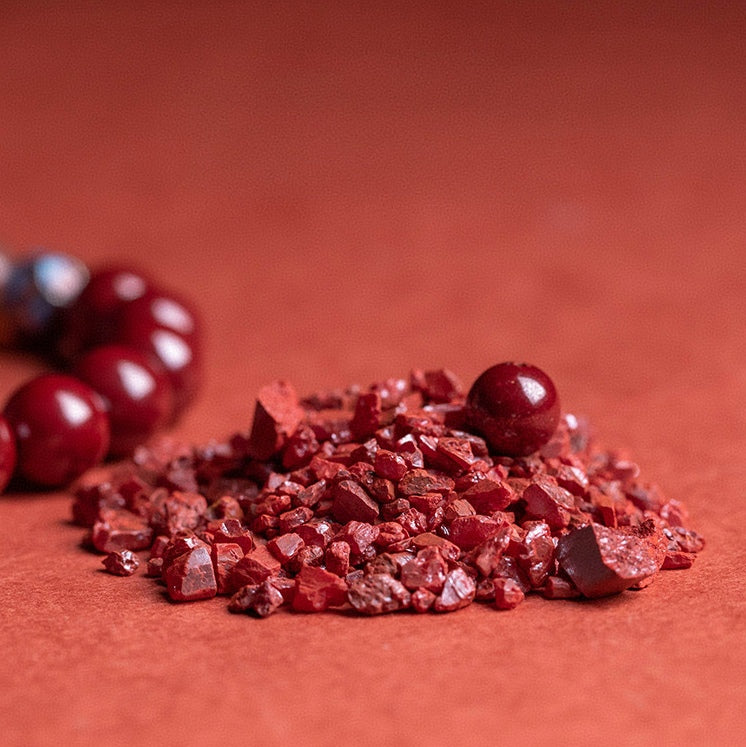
[{"left": 73, "top": 368, "right": 704, "bottom": 616}]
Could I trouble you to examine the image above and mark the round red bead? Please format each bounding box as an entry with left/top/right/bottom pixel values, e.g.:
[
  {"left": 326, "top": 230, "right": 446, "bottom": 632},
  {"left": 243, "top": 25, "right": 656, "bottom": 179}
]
[
  {"left": 74, "top": 344, "right": 175, "bottom": 457},
  {"left": 57, "top": 266, "right": 153, "bottom": 361},
  {"left": 0, "top": 415, "right": 17, "bottom": 493},
  {"left": 3, "top": 374, "right": 110, "bottom": 487},
  {"left": 465, "top": 362, "right": 560, "bottom": 457},
  {"left": 114, "top": 291, "right": 202, "bottom": 415}
]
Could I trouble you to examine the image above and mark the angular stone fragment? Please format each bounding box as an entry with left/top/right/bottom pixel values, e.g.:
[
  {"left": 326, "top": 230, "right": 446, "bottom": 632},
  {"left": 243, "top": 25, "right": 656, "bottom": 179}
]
[
  {"left": 398, "top": 469, "right": 455, "bottom": 497},
  {"left": 522, "top": 477, "right": 575, "bottom": 529},
  {"left": 325, "top": 540, "right": 351, "bottom": 577},
  {"left": 209, "top": 518, "right": 255, "bottom": 553},
  {"left": 557, "top": 523, "right": 660, "bottom": 598},
  {"left": 267, "top": 532, "right": 305, "bottom": 564},
  {"left": 248, "top": 381, "right": 304, "bottom": 460},
  {"left": 347, "top": 573, "right": 411, "bottom": 615},
  {"left": 662, "top": 551, "right": 696, "bottom": 570},
  {"left": 540, "top": 575, "right": 581, "bottom": 599},
  {"left": 350, "top": 391, "right": 382, "bottom": 439},
  {"left": 462, "top": 478, "right": 515, "bottom": 513},
  {"left": 331, "top": 479, "right": 380, "bottom": 524},
  {"left": 411, "top": 368, "right": 464, "bottom": 404},
  {"left": 448, "top": 515, "right": 502, "bottom": 551},
  {"left": 494, "top": 577, "right": 525, "bottom": 610},
  {"left": 400, "top": 548, "right": 448, "bottom": 593},
  {"left": 411, "top": 588, "right": 436, "bottom": 613},
  {"left": 150, "top": 490, "right": 208, "bottom": 536},
  {"left": 102, "top": 549, "right": 140, "bottom": 576},
  {"left": 292, "top": 565, "right": 348, "bottom": 612},
  {"left": 373, "top": 449, "right": 408, "bottom": 481},
  {"left": 165, "top": 545, "right": 217, "bottom": 601},
  {"left": 230, "top": 545, "right": 282, "bottom": 590},
  {"left": 91, "top": 508, "right": 154, "bottom": 553},
  {"left": 251, "top": 579, "right": 286, "bottom": 617},
  {"left": 295, "top": 518, "right": 337, "bottom": 548},
  {"left": 433, "top": 568, "right": 476, "bottom": 612},
  {"left": 411, "top": 532, "right": 460, "bottom": 561},
  {"left": 211, "top": 542, "right": 244, "bottom": 594}
]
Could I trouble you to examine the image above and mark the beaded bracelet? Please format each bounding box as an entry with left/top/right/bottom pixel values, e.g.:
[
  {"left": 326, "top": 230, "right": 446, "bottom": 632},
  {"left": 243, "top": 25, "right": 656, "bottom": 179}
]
[{"left": 0, "top": 250, "right": 201, "bottom": 492}]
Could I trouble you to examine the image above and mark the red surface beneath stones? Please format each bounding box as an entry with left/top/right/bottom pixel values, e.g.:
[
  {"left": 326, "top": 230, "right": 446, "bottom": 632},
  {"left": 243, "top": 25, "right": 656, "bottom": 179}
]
[{"left": 72, "top": 368, "right": 704, "bottom": 616}]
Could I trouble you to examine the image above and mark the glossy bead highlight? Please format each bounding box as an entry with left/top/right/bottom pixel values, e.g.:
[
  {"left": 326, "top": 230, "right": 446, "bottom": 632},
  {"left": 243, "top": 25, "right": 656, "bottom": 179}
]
[
  {"left": 465, "top": 362, "right": 560, "bottom": 457},
  {"left": 3, "top": 374, "right": 110, "bottom": 487},
  {"left": 74, "top": 344, "right": 174, "bottom": 457}
]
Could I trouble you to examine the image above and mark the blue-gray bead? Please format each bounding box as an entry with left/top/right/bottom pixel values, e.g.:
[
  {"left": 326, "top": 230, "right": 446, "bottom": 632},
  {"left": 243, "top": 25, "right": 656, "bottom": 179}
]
[{"left": 3, "top": 251, "right": 89, "bottom": 336}]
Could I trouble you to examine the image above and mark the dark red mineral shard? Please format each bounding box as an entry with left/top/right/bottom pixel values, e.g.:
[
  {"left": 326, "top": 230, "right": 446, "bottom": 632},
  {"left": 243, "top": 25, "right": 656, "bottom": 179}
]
[
  {"left": 292, "top": 565, "right": 348, "bottom": 612},
  {"left": 164, "top": 545, "right": 217, "bottom": 601},
  {"left": 347, "top": 573, "right": 411, "bottom": 615},
  {"left": 557, "top": 523, "right": 660, "bottom": 598},
  {"left": 248, "top": 381, "right": 304, "bottom": 460},
  {"left": 102, "top": 549, "right": 140, "bottom": 576}
]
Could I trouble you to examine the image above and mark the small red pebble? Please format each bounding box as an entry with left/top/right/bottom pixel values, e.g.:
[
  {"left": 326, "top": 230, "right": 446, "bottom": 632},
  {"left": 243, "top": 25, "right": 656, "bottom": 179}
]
[
  {"left": 494, "top": 578, "right": 525, "bottom": 610},
  {"left": 465, "top": 362, "right": 560, "bottom": 457},
  {"left": 433, "top": 568, "right": 476, "bottom": 612},
  {"left": 268, "top": 532, "right": 305, "bottom": 563},
  {"left": 248, "top": 381, "right": 304, "bottom": 460},
  {"left": 347, "top": 573, "right": 411, "bottom": 615},
  {"left": 211, "top": 543, "right": 245, "bottom": 594},
  {"left": 91, "top": 508, "right": 153, "bottom": 553},
  {"left": 557, "top": 523, "right": 659, "bottom": 598},
  {"left": 522, "top": 477, "right": 574, "bottom": 529},
  {"left": 102, "top": 550, "right": 140, "bottom": 576},
  {"left": 292, "top": 565, "right": 348, "bottom": 612},
  {"left": 332, "top": 480, "right": 380, "bottom": 524},
  {"left": 230, "top": 545, "right": 282, "bottom": 589},
  {"left": 448, "top": 515, "right": 502, "bottom": 551},
  {"left": 164, "top": 545, "right": 217, "bottom": 601}
]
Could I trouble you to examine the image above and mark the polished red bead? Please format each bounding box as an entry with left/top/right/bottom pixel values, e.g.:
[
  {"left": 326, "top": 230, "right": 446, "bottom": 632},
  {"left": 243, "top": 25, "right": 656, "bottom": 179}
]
[
  {"left": 74, "top": 344, "right": 175, "bottom": 457},
  {"left": 0, "top": 415, "right": 18, "bottom": 493},
  {"left": 57, "top": 266, "right": 153, "bottom": 361},
  {"left": 3, "top": 373, "right": 110, "bottom": 487},
  {"left": 113, "top": 291, "right": 202, "bottom": 415},
  {"left": 465, "top": 362, "right": 560, "bottom": 457}
]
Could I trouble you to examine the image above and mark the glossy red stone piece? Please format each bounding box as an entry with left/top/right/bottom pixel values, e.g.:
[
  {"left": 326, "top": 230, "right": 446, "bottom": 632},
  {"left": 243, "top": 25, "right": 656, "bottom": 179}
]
[
  {"left": 465, "top": 362, "right": 560, "bottom": 457},
  {"left": 557, "top": 523, "right": 660, "bottom": 598},
  {"left": 102, "top": 549, "right": 140, "bottom": 576},
  {"left": 114, "top": 290, "right": 202, "bottom": 415},
  {"left": 0, "top": 415, "right": 17, "bottom": 493},
  {"left": 58, "top": 265, "right": 153, "bottom": 361},
  {"left": 3, "top": 373, "right": 110, "bottom": 487},
  {"left": 74, "top": 344, "right": 175, "bottom": 457}
]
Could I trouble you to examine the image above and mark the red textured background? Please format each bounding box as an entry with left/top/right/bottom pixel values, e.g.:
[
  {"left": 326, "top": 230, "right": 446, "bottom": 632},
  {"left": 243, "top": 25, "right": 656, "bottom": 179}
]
[{"left": 2, "top": 2, "right": 745, "bottom": 744}]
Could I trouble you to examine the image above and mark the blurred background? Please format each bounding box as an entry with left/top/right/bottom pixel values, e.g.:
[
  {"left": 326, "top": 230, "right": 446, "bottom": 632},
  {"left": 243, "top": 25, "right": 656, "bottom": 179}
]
[{"left": 2, "top": 0, "right": 745, "bottom": 497}]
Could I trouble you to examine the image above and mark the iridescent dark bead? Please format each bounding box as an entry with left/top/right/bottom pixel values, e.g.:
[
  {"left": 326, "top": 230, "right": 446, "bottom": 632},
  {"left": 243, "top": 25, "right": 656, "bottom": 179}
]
[
  {"left": 3, "top": 374, "right": 110, "bottom": 487},
  {"left": 74, "top": 344, "right": 175, "bottom": 457},
  {"left": 3, "top": 251, "right": 89, "bottom": 338},
  {"left": 465, "top": 362, "right": 560, "bottom": 457},
  {"left": 57, "top": 265, "right": 153, "bottom": 361}
]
